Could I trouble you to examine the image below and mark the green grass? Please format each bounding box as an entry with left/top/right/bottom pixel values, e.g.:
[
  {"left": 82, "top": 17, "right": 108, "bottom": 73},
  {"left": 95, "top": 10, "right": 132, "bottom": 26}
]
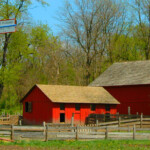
[{"left": 0, "top": 140, "right": 150, "bottom": 150}]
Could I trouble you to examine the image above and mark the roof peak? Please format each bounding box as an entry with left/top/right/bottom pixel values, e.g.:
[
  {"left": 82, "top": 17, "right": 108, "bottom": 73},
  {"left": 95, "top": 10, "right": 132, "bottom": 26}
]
[
  {"left": 114, "top": 60, "right": 150, "bottom": 64},
  {"left": 36, "top": 84, "right": 100, "bottom": 88}
]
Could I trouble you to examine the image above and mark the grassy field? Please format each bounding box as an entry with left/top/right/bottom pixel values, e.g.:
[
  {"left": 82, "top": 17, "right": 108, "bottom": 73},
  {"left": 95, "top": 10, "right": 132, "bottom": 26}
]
[{"left": 0, "top": 140, "right": 150, "bottom": 150}]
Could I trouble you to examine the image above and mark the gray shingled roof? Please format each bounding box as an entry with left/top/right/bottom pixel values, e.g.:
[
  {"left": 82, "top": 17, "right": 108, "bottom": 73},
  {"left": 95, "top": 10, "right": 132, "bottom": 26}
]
[{"left": 89, "top": 60, "right": 150, "bottom": 86}]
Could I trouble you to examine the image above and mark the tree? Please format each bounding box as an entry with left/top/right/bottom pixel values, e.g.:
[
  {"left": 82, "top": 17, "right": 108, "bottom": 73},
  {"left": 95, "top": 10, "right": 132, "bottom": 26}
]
[
  {"left": 14, "top": 24, "right": 63, "bottom": 100},
  {"left": 0, "top": 0, "right": 48, "bottom": 98},
  {"left": 0, "top": 26, "right": 31, "bottom": 110},
  {"left": 132, "top": 0, "right": 150, "bottom": 59},
  {"left": 0, "top": 23, "right": 63, "bottom": 111},
  {"left": 59, "top": 0, "right": 126, "bottom": 85}
]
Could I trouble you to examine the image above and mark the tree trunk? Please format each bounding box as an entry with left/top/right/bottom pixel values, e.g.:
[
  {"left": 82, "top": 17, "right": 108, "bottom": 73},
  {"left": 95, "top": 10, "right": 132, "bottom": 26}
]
[
  {"left": 0, "top": 84, "right": 4, "bottom": 99},
  {"left": 0, "top": 33, "right": 9, "bottom": 98},
  {"left": 2, "top": 34, "right": 9, "bottom": 67},
  {"left": 85, "top": 54, "right": 91, "bottom": 85}
]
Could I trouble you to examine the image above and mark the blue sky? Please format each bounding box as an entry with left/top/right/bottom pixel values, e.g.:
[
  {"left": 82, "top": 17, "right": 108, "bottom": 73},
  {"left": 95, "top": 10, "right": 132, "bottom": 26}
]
[
  {"left": 29, "top": 0, "right": 134, "bottom": 36},
  {"left": 29, "top": 0, "right": 65, "bottom": 35}
]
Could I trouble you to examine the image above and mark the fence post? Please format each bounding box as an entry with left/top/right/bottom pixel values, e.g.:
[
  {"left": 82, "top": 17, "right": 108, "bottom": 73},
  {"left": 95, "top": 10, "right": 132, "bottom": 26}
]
[
  {"left": 19, "top": 120, "right": 22, "bottom": 126},
  {"left": 71, "top": 113, "right": 74, "bottom": 127},
  {"left": 105, "top": 126, "right": 108, "bottom": 139},
  {"left": 71, "top": 113, "right": 74, "bottom": 132},
  {"left": 128, "top": 106, "right": 130, "bottom": 115},
  {"left": 136, "top": 112, "right": 139, "bottom": 118},
  {"left": 133, "top": 125, "right": 136, "bottom": 140},
  {"left": 43, "top": 122, "right": 46, "bottom": 135},
  {"left": 96, "top": 119, "right": 98, "bottom": 127},
  {"left": 76, "top": 125, "right": 79, "bottom": 140},
  {"left": 118, "top": 116, "right": 121, "bottom": 127},
  {"left": 11, "top": 124, "right": 14, "bottom": 141},
  {"left": 45, "top": 124, "right": 48, "bottom": 142},
  {"left": 140, "top": 113, "right": 143, "bottom": 128},
  {"left": 128, "top": 125, "right": 130, "bottom": 132}
]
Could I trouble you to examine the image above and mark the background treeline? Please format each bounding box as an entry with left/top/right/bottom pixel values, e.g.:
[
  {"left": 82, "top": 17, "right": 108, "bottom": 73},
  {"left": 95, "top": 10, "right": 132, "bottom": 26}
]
[{"left": 0, "top": 0, "right": 149, "bottom": 113}]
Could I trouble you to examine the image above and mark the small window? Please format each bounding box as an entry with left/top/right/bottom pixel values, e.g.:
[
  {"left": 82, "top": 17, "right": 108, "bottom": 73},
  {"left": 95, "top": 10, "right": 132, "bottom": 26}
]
[
  {"left": 91, "top": 104, "right": 96, "bottom": 111},
  {"left": 75, "top": 104, "right": 80, "bottom": 111},
  {"left": 25, "top": 102, "right": 32, "bottom": 112},
  {"left": 105, "top": 105, "right": 110, "bottom": 111},
  {"left": 60, "top": 113, "right": 65, "bottom": 122},
  {"left": 60, "top": 104, "right": 65, "bottom": 110}
]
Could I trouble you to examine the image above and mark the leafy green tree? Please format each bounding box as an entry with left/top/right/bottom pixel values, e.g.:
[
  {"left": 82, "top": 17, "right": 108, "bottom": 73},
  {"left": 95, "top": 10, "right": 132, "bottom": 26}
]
[
  {"left": 15, "top": 24, "right": 62, "bottom": 101},
  {"left": 0, "top": 26, "right": 30, "bottom": 110},
  {"left": 0, "top": 0, "right": 48, "bottom": 98},
  {"left": 132, "top": 0, "right": 150, "bottom": 59}
]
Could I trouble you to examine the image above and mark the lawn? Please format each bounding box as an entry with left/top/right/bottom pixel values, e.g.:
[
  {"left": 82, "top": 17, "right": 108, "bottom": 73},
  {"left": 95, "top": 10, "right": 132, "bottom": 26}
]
[{"left": 0, "top": 140, "right": 150, "bottom": 150}]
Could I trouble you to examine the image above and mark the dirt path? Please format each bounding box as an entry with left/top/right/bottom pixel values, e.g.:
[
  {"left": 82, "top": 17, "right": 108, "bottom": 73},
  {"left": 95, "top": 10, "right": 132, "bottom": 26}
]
[{"left": 0, "top": 146, "right": 53, "bottom": 150}]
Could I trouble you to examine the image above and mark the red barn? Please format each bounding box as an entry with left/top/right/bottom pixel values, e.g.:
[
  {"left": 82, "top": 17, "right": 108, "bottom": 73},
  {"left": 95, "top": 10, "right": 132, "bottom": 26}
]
[
  {"left": 90, "top": 60, "right": 150, "bottom": 115},
  {"left": 21, "top": 84, "right": 119, "bottom": 125}
]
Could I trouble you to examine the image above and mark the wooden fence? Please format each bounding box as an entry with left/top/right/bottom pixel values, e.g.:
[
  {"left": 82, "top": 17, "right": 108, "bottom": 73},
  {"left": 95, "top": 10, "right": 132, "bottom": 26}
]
[
  {"left": 97, "top": 117, "right": 150, "bottom": 128},
  {"left": 0, "top": 123, "right": 150, "bottom": 141},
  {"left": 86, "top": 113, "right": 150, "bottom": 124},
  {"left": 0, "top": 115, "right": 19, "bottom": 125},
  {"left": 0, "top": 116, "right": 149, "bottom": 141}
]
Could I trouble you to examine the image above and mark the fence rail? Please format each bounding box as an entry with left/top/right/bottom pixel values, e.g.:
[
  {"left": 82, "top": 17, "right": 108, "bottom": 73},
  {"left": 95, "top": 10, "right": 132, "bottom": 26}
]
[
  {"left": 97, "top": 118, "right": 150, "bottom": 127},
  {"left": 0, "top": 123, "right": 150, "bottom": 141},
  {"left": 0, "top": 115, "right": 149, "bottom": 141},
  {"left": 86, "top": 113, "right": 150, "bottom": 124}
]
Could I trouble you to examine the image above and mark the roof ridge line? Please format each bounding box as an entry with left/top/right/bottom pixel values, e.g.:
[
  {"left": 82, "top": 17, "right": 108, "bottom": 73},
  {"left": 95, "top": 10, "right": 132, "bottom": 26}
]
[{"left": 114, "top": 60, "right": 150, "bottom": 64}]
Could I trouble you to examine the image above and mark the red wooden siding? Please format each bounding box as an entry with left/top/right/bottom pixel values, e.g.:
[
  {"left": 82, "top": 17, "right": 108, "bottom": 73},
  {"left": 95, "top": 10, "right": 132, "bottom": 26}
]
[
  {"left": 23, "top": 86, "right": 53, "bottom": 125},
  {"left": 105, "top": 84, "right": 150, "bottom": 115},
  {"left": 52, "top": 103, "right": 117, "bottom": 124},
  {"left": 22, "top": 87, "right": 118, "bottom": 125}
]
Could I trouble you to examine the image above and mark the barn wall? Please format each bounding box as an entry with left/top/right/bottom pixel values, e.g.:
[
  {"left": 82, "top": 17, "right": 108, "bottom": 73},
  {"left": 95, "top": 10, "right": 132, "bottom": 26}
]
[
  {"left": 22, "top": 86, "right": 118, "bottom": 125},
  {"left": 105, "top": 84, "right": 150, "bottom": 115},
  {"left": 52, "top": 103, "right": 117, "bottom": 124},
  {"left": 23, "top": 86, "right": 53, "bottom": 125}
]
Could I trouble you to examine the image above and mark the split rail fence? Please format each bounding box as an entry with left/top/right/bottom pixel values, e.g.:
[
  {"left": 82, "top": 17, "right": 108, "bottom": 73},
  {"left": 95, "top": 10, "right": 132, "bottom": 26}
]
[
  {"left": 86, "top": 113, "right": 150, "bottom": 124},
  {"left": 0, "top": 117, "right": 150, "bottom": 141},
  {"left": 97, "top": 116, "right": 150, "bottom": 128}
]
